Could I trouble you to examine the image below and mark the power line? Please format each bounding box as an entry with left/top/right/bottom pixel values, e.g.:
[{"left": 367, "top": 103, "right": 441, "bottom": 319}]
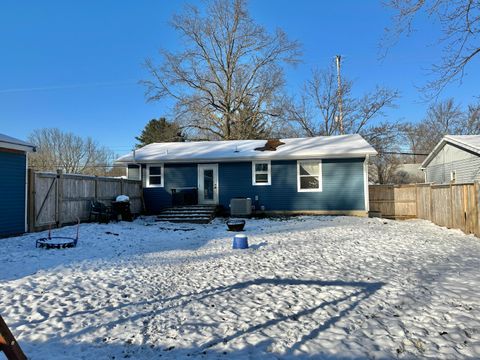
[{"left": 0, "top": 80, "right": 138, "bottom": 94}]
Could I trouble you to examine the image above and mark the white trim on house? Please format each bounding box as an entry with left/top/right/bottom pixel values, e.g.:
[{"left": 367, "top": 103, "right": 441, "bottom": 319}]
[
  {"left": 363, "top": 155, "right": 370, "bottom": 212},
  {"left": 197, "top": 164, "right": 219, "bottom": 205},
  {"left": 421, "top": 135, "right": 480, "bottom": 169},
  {"left": 146, "top": 164, "right": 164, "bottom": 188},
  {"left": 0, "top": 133, "right": 36, "bottom": 153},
  {"left": 297, "top": 160, "right": 323, "bottom": 192},
  {"left": 252, "top": 160, "right": 271, "bottom": 186}
]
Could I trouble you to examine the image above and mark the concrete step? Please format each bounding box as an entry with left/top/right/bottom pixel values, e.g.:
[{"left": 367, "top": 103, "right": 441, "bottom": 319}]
[
  {"left": 156, "top": 205, "right": 217, "bottom": 224},
  {"left": 158, "top": 218, "right": 212, "bottom": 224}
]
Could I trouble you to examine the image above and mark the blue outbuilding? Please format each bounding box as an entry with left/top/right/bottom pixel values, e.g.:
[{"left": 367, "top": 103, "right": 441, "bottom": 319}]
[
  {"left": 0, "top": 133, "right": 36, "bottom": 237},
  {"left": 116, "top": 134, "right": 377, "bottom": 216}
]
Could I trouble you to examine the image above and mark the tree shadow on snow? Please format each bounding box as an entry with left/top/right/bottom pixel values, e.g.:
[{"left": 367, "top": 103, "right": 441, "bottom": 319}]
[{"left": 22, "top": 278, "right": 383, "bottom": 359}]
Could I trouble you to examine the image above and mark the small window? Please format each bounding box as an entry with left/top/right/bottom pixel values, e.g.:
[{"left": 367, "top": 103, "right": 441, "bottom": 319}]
[
  {"left": 297, "top": 160, "right": 322, "bottom": 192},
  {"left": 147, "top": 164, "right": 164, "bottom": 187},
  {"left": 127, "top": 164, "right": 141, "bottom": 180},
  {"left": 252, "top": 161, "right": 271, "bottom": 185}
]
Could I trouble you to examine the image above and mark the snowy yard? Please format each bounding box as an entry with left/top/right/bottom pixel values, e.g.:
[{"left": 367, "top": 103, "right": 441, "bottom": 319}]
[{"left": 1, "top": 216, "right": 480, "bottom": 359}]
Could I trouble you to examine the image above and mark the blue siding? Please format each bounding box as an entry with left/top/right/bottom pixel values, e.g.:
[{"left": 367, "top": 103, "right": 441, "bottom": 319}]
[
  {"left": 0, "top": 150, "right": 26, "bottom": 237},
  {"left": 144, "top": 163, "right": 197, "bottom": 213},
  {"left": 143, "top": 158, "right": 366, "bottom": 213},
  {"left": 219, "top": 159, "right": 365, "bottom": 211}
]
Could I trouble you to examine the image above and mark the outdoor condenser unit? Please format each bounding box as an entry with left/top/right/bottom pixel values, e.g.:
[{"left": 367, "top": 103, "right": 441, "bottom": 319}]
[{"left": 229, "top": 198, "right": 252, "bottom": 217}]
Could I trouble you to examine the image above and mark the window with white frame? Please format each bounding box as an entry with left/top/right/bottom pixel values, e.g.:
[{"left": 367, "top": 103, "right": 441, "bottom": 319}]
[
  {"left": 127, "top": 164, "right": 141, "bottom": 181},
  {"left": 252, "top": 161, "right": 271, "bottom": 185},
  {"left": 146, "top": 164, "right": 164, "bottom": 187},
  {"left": 450, "top": 170, "right": 456, "bottom": 183},
  {"left": 297, "top": 160, "right": 322, "bottom": 192}
]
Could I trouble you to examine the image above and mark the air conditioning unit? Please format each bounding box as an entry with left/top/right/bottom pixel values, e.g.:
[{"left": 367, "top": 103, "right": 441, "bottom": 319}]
[{"left": 229, "top": 198, "right": 252, "bottom": 217}]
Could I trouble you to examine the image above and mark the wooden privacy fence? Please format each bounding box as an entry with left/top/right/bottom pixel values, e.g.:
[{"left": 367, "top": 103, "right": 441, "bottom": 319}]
[
  {"left": 369, "top": 183, "right": 480, "bottom": 237},
  {"left": 28, "top": 170, "right": 143, "bottom": 232}
]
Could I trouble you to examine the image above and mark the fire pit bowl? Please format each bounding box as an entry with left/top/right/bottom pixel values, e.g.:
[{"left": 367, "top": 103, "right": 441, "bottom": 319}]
[{"left": 226, "top": 219, "right": 246, "bottom": 232}]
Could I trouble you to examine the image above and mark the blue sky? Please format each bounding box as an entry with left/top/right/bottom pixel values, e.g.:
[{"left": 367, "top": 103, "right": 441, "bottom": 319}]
[{"left": 1, "top": 0, "right": 478, "bottom": 155}]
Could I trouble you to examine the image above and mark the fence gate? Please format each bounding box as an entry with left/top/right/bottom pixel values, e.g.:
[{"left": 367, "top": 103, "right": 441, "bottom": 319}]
[
  {"left": 28, "top": 170, "right": 143, "bottom": 232},
  {"left": 32, "top": 172, "right": 58, "bottom": 229}
]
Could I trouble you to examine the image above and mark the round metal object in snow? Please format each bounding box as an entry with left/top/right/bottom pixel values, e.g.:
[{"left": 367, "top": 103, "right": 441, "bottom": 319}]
[
  {"left": 36, "top": 236, "right": 78, "bottom": 249},
  {"left": 232, "top": 234, "right": 249, "bottom": 249},
  {"left": 226, "top": 219, "right": 246, "bottom": 231}
]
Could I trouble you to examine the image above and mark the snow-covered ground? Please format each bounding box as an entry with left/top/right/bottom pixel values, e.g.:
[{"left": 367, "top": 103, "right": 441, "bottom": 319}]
[{"left": 1, "top": 216, "right": 479, "bottom": 359}]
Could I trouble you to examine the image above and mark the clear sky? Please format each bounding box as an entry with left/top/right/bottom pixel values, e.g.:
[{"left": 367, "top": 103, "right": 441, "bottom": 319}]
[{"left": 1, "top": 0, "right": 478, "bottom": 156}]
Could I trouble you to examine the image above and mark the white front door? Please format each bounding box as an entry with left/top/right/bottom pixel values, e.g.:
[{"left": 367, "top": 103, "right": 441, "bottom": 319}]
[{"left": 198, "top": 164, "right": 219, "bottom": 205}]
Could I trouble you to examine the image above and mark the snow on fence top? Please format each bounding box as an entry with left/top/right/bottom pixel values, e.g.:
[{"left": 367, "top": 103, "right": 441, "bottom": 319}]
[{"left": 116, "top": 134, "right": 377, "bottom": 163}]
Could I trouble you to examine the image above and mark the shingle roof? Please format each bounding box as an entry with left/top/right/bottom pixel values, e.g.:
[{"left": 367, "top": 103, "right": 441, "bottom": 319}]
[{"left": 116, "top": 134, "right": 377, "bottom": 163}]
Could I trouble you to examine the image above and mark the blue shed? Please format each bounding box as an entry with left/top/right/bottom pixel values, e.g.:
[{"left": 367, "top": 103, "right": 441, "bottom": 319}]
[
  {"left": 116, "top": 134, "right": 377, "bottom": 216},
  {"left": 0, "top": 133, "right": 36, "bottom": 237}
]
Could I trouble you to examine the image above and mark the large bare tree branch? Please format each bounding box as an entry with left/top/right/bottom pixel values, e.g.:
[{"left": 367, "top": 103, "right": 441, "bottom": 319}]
[{"left": 143, "top": 0, "right": 301, "bottom": 140}]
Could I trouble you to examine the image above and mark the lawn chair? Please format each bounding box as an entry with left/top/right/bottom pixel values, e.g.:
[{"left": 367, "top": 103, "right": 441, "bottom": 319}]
[{"left": 89, "top": 201, "right": 112, "bottom": 223}]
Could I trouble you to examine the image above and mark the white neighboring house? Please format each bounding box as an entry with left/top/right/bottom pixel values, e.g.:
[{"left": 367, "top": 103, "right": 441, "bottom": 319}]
[{"left": 421, "top": 135, "right": 480, "bottom": 184}]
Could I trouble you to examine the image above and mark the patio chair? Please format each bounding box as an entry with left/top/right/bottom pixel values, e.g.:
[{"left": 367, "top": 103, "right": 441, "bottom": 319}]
[{"left": 89, "top": 201, "right": 112, "bottom": 223}]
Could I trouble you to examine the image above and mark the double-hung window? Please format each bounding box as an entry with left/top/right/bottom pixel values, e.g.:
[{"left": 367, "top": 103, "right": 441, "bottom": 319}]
[
  {"left": 297, "top": 160, "right": 322, "bottom": 192},
  {"left": 126, "top": 164, "right": 141, "bottom": 181},
  {"left": 252, "top": 161, "right": 271, "bottom": 185},
  {"left": 146, "top": 164, "right": 164, "bottom": 187}
]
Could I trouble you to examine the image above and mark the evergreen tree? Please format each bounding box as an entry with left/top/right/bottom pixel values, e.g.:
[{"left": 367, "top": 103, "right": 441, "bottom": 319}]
[{"left": 135, "top": 118, "right": 185, "bottom": 148}]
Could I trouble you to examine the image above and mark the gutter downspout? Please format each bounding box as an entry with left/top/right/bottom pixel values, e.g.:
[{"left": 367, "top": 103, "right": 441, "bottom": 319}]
[{"left": 364, "top": 155, "right": 370, "bottom": 214}]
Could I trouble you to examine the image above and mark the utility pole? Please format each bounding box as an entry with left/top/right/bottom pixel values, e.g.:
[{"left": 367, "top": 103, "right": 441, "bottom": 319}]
[{"left": 335, "top": 55, "right": 344, "bottom": 135}]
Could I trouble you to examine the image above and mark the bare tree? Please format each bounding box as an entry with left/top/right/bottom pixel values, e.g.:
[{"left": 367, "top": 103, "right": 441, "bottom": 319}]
[
  {"left": 364, "top": 122, "right": 403, "bottom": 184},
  {"left": 287, "top": 66, "right": 399, "bottom": 137},
  {"left": 399, "top": 122, "right": 430, "bottom": 163},
  {"left": 400, "top": 98, "right": 480, "bottom": 156},
  {"left": 28, "top": 128, "right": 116, "bottom": 176},
  {"left": 142, "top": 0, "right": 301, "bottom": 140},
  {"left": 384, "top": 0, "right": 480, "bottom": 95}
]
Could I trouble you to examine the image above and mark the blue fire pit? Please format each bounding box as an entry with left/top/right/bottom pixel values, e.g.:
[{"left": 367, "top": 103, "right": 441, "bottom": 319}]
[{"left": 232, "top": 234, "right": 249, "bottom": 249}]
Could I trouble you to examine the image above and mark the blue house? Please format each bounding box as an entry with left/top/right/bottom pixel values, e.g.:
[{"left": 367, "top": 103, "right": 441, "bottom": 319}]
[
  {"left": 0, "top": 133, "right": 36, "bottom": 237},
  {"left": 116, "top": 134, "right": 377, "bottom": 216}
]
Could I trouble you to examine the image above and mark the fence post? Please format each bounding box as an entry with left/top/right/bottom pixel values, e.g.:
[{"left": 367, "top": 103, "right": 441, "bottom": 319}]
[
  {"left": 120, "top": 178, "right": 124, "bottom": 194},
  {"left": 449, "top": 183, "right": 454, "bottom": 229},
  {"left": 475, "top": 182, "right": 480, "bottom": 237},
  {"left": 94, "top": 176, "right": 99, "bottom": 202},
  {"left": 27, "top": 169, "right": 35, "bottom": 232},
  {"left": 56, "top": 169, "right": 64, "bottom": 228},
  {"left": 429, "top": 185, "right": 434, "bottom": 223}
]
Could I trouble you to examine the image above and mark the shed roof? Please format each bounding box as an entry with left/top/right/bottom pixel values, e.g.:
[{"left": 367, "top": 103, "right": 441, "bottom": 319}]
[
  {"left": 421, "top": 135, "right": 480, "bottom": 168},
  {"left": 0, "top": 133, "right": 36, "bottom": 152},
  {"left": 116, "top": 134, "right": 377, "bottom": 164}
]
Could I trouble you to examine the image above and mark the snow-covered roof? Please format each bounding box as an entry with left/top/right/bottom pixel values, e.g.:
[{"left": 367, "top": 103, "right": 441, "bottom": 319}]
[
  {"left": 421, "top": 135, "right": 480, "bottom": 168},
  {"left": 116, "top": 134, "right": 377, "bottom": 164},
  {"left": 0, "top": 133, "right": 36, "bottom": 152}
]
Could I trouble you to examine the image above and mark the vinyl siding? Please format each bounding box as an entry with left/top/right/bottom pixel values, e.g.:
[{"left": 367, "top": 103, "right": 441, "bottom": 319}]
[
  {"left": 425, "top": 143, "right": 480, "bottom": 183},
  {"left": 143, "top": 163, "right": 197, "bottom": 213},
  {"left": 0, "top": 150, "right": 26, "bottom": 237},
  {"left": 219, "top": 159, "right": 365, "bottom": 211},
  {"left": 143, "top": 158, "right": 366, "bottom": 213}
]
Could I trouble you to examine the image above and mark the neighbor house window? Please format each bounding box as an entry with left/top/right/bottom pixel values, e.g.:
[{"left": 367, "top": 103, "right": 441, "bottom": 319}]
[
  {"left": 146, "top": 164, "right": 164, "bottom": 187},
  {"left": 252, "top": 161, "right": 271, "bottom": 185},
  {"left": 297, "top": 160, "right": 322, "bottom": 192},
  {"left": 127, "top": 164, "right": 141, "bottom": 181},
  {"left": 450, "top": 170, "right": 456, "bottom": 183}
]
